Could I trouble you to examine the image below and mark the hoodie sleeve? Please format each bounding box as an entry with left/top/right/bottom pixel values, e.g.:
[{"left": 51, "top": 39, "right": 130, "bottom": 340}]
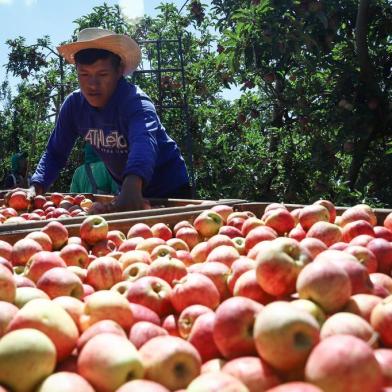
[
  {"left": 122, "top": 95, "right": 159, "bottom": 185},
  {"left": 31, "top": 96, "right": 79, "bottom": 190}
]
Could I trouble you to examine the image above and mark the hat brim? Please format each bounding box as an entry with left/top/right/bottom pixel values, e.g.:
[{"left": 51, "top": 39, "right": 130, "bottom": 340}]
[{"left": 57, "top": 34, "right": 141, "bottom": 76}]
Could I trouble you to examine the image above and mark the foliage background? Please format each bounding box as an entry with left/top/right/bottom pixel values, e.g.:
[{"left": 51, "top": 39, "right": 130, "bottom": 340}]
[{"left": 1, "top": 0, "right": 392, "bottom": 207}]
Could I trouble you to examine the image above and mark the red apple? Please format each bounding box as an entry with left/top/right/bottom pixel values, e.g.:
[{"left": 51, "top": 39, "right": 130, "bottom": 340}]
[
  {"left": 7, "top": 298, "right": 79, "bottom": 362},
  {"left": 178, "top": 304, "right": 213, "bottom": 339},
  {"left": 206, "top": 234, "right": 233, "bottom": 252},
  {"left": 374, "top": 348, "right": 392, "bottom": 387},
  {"left": 342, "top": 219, "right": 375, "bottom": 242},
  {"left": 288, "top": 224, "right": 307, "bottom": 241},
  {"left": 306, "top": 221, "right": 342, "bottom": 247},
  {"left": 320, "top": 311, "right": 377, "bottom": 346},
  {"left": 37, "top": 267, "right": 84, "bottom": 299},
  {"left": 0, "top": 328, "right": 57, "bottom": 392},
  {"left": 25, "top": 231, "right": 53, "bottom": 252},
  {"left": 119, "top": 250, "right": 151, "bottom": 269},
  {"left": 135, "top": 237, "right": 165, "bottom": 254},
  {"left": 234, "top": 269, "right": 274, "bottom": 304},
  {"left": 14, "top": 286, "right": 49, "bottom": 308},
  {"left": 296, "top": 258, "right": 351, "bottom": 313},
  {"left": 33, "top": 195, "right": 47, "bottom": 209},
  {"left": 11, "top": 238, "right": 43, "bottom": 266},
  {"left": 299, "top": 204, "right": 330, "bottom": 231},
  {"left": 116, "top": 380, "right": 170, "bottom": 392},
  {"left": 0, "top": 264, "right": 16, "bottom": 303},
  {"left": 343, "top": 293, "right": 383, "bottom": 322},
  {"left": 118, "top": 237, "right": 145, "bottom": 252},
  {"left": 371, "top": 295, "right": 392, "bottom": 347},
  {"left": 129, "top": 303, "right": 160, "bottom": 326},
  {"left": 106, "top": 229, "right": 126, "bottom": 248},
  {"left": 127, "top": 222, "right": 153, "bottom": 239},
  {"left": 36, "top": 371, "right": 95, "bottom": 392},
  {"left": 147, "top": 257, "right": 187, "bottom": 286},
  {"left": 175, "top": 226, "right": 201, "bottom": 250},
  {"left": 171, "top": 272, "right": 220, "bottom": 313},
  {"left": 254, "top": 301, "right": 320, "bottom": 372},
  {"left": 263, "top": 208, "right": 296, "bottom": 236},
  {"left": 222, "top": 356, "right": 281, "bottom": 392},
  {"left": 139, "top": 335, "right": 202, "bottom": 391},
  {"left": 150, "top": 222, "right": 173, "bottom": 241},
  {"left": 255, "top": 237, "right": 311, "bottom": 297},
  {"left": 122, "top": 262, "right": 149, "bottom": 282},
  {"left": 264, "top": 382, "right": 323, "bottom": 391},
  {"left": 173, "top": 220, "right": 194, "bottom": 235},
  {"left": 80, "top": 215, "right": 108, "bottom": 245},
  {"left": 60, "top": 243, "right": 90, "bottom": 268},
  {"left": 187, "top": 311, "right": 220, "bottom": 362},
  {"left": 211, "top": 204, "right": 234, "bottom": 223},
  {"left": 314, "top": 199, "right": 336, "bottom": 223},
  {"left": 0, "top": 240, "right": 12, "bottom": 261},
  {"left": 77, "top": 333, "right": 143, "bottom": 392},
  {"left": 206, "top": 244, "right": 240, "bottom": 268},
  {"left": 86, "top": 256, "right": 123, "bottom": 290},
  {"left": 80, "top": 289, "right": 133, "bottom": 332},
  {"left": 125, "top": 276, "right": 173, "bottom": 317},
  {"left": 340, "top": 206, "right": 376, "bottom": 227},
  {"left": 0, "top": 301, "right": 18, "bottom": 337},
  {"left": 192, "top": 261, "right": 230, "bottom": 301},
  {"left": 52, "top": 295, "right": 84, "bottom": 333},
  {"left": 344, "top": 244, "right": 378, "bottom": 273},
  {"left": 305, "top": 334, "right": 382, "bottom": 392},
  {"left": 166, "top": 237, "right": 190, "bottom": 252},
  {"left": 300, "top": 237, "right": 328, "bottom": 259},
  {"left": 241, "top": 217, "right": 265, "bottom": 237},
  {"left": 77, "top": 319, "right": 127, "bottom": 351},
  {"left": 245, "top": 226, "right": 277, "bottom": 253},
  {"left": 190, "top": 242, "right": 209, "bottom": 263},
  {"left": 218, "top": 225, "right": 243, "bottom": 239},
  {"left": 194, "top": 210, "right": 224, "bottom": 238},
  {"left": 187, "top": 371, "right": 248, "bottom": 392},
  {"left": 24, "top": 250, "right": 67, "bottom": 283},
  {"left": 129, "top": 321, "right": 168, "bottom": 349},
  {"left": 41, "top": 221, "right": 69, "bottom": 250},
  {"left": 227, "top": 256, "right": 255, "bottom": 294},
  {"left": 213, "top": 296, "right": 263, "bottom": 359},
  {"left": 367, "top": 238, "right": 392, "bottom": 275},
  {"left": 8, "top": 190, "right": 29, "bottom": 210},
  {"left": 374, "top": 226, "right": 392, "bottom": 241}
]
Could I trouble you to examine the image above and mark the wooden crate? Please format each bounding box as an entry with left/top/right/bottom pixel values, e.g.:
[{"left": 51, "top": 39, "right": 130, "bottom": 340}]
[
  {"left": 0, "top": 198, "right": 245, "bottom": 243},
  {"left": 233, "top": 202, "right": 391, "bottom": 225}
]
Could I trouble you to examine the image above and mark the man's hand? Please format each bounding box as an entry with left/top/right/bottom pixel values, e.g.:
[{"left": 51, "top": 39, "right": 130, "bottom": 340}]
[
  {"left": 86, "top": 175, "right": 146, "bottom": 215},
  {"left": 114, "top": 174, "right": 145, "bottom": 212}
]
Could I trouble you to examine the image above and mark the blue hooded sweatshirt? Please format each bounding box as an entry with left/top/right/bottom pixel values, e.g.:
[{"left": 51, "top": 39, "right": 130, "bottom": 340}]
[{"left": 31, "top": 77, "right": 189, "bottom": 197}]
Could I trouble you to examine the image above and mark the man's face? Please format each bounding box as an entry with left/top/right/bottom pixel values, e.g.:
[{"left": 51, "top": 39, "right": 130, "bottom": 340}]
[{"left": 76, "top": 57, "right": 123, "bottom": 109}]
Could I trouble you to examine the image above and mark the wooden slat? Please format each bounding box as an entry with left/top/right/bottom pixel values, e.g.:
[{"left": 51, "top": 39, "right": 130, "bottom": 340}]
[
  {"left": 0, "top": 199, "right": 244, "bottom": 234},
  {"left": 0, "top": 210, "right": 205, "bottom": 245}
]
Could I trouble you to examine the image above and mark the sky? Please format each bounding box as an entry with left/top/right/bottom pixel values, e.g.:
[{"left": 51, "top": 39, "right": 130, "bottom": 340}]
[{"left": 0, "top": 0, "right": 241, "bottom": 100}]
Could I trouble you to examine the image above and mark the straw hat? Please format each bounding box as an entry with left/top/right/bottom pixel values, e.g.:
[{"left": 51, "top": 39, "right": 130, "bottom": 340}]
[{"left": 57, "top": 27, "right": 141, "bottom": 75}]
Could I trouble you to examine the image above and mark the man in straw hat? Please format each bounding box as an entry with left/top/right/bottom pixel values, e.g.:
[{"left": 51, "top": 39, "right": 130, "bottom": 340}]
[{"left": 28, "top": 27, "right": 190, "bottom": 211}]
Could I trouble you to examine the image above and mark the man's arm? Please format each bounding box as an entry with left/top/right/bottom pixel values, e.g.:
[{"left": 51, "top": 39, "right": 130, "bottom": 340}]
[{"left": 30, "top": 96, "right": 78, "bottom": 191}]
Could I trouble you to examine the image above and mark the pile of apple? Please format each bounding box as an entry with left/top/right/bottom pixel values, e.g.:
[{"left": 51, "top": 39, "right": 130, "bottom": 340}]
[
  {"left": 0, "top": 191, "right": 92, "bottom": 224},
  {"left": 1, "top": 200, "right": 392, "bottom": 392}
]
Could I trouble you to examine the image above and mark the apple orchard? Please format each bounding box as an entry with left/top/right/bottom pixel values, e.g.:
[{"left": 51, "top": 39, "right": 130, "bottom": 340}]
[
  {"left": 1, "top": 190, "right": 392, "bottom": 391},
  {"left": 2, "top": 1, "right": 392, "bottom": 206}
]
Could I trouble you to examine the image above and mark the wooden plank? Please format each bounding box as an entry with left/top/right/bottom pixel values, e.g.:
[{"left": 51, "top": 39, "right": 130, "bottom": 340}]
[
  {"left": 0, "top": 210, "right": 205, "bottom": 245},
  {"left": 233, "top": 202, "right": 391, "bottom": 225},
  {"left": 0, "top": 199, "right": 244, "bottom": 234}
]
